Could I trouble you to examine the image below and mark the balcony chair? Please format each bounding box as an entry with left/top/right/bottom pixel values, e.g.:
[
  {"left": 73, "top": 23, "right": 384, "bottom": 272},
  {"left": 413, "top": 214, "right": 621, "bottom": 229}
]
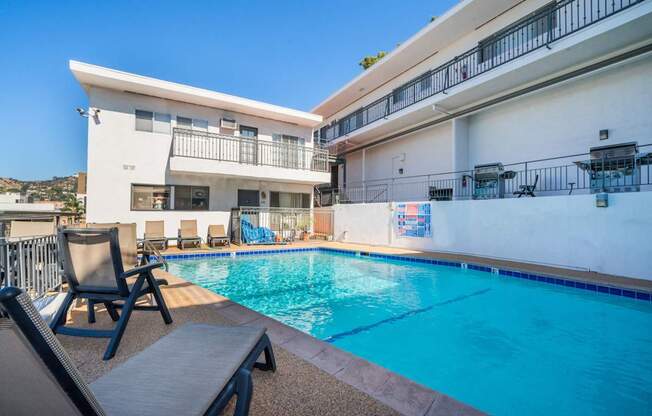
[
  {"left": 207, "top": 224, "right": 230, "bottom": 248},
  {"left": 514, "top": 174, "right": 539, "bottom": 198},
  {"left": 50, "top": 227, "right": 172, "bottom": 360},
  {"left": 0, "top": 286, "right": 276, "bottom": 416},
  {"left": 178, "top": 220, "right": 202, "bottom": 250},
  {"left": 144, "top": 220, "right": 168, "bottom": 250}
]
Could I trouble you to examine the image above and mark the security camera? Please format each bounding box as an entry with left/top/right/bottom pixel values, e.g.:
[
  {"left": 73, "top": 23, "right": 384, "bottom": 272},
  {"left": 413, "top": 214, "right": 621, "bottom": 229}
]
[{"left": 76, "top": 108, "right": 86, "bottom": 116}]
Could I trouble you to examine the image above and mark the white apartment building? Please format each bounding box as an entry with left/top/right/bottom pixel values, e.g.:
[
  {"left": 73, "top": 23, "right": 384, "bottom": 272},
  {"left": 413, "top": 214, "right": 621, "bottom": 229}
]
[
  {"left": 71, "top": 61, "right": 329, "bottom": 238},
  {"left": 313, "top": 0, "right": 652, "bottom": 203}
]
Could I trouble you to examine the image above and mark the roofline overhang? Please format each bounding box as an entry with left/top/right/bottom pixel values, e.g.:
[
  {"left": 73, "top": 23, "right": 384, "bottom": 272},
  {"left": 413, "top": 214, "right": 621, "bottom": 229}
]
[
  {"left": 69, "top": 60, "right": 323, "bottom": 127},
  {"left": 311, "top": 0, "right": 524, "bottom": 118}
]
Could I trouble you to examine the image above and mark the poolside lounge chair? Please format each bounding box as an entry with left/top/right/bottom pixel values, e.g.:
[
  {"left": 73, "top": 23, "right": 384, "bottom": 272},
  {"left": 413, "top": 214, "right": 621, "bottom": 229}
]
[
  {"left": 208, "top": 224, "right": 230, "bottom": 248},
  {"left": 0, "top": 286, "right": 276, "bottom": 416},
  {"left": 178, "top": 219, "right": 202, "bottom": 249},
  {"left": 51, "top": 227, "right": 172, "bottom": 360},
  {"left": 514, "top": 174, "right": 539, "bottom": 198},
  {"left": 145, "top": 220, "right": 168, "bottom": 250}
]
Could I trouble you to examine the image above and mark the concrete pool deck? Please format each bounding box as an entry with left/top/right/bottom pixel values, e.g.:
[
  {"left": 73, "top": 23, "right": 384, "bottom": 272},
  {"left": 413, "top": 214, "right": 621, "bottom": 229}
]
[{"left": 59, "top": 269, "right": 482, "bottom": 416}]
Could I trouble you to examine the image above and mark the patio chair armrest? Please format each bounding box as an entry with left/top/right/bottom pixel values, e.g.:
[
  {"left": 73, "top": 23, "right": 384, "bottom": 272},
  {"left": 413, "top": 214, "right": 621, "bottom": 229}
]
[{"left": 120, "top": 262, "right": 164, "bottom": 279}]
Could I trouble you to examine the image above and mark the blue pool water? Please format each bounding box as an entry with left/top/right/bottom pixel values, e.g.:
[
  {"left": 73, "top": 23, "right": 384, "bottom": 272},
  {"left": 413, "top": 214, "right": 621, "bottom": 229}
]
[{"left": 168, "top": 251, "right": 652, "bottom": 415}]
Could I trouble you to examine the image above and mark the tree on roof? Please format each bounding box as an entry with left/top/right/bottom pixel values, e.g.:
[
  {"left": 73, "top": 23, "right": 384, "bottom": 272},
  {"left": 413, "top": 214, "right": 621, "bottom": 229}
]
[{"left": 359, "top": 51, "right": 387, "bottom": 70}]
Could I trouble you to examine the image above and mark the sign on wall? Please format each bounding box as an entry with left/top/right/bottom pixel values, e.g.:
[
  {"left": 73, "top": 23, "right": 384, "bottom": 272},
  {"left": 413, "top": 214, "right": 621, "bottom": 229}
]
[{"left": 395, "top": 203, "right": 431, "bottom": 238}]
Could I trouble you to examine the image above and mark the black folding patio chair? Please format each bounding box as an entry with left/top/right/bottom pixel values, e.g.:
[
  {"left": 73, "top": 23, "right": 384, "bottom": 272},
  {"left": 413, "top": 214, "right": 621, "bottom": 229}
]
[
  {"left": 0, "top": 286, "right": 276, "bottom": 416},
  {"left": 51, "top": 227, "right": 172, "bottom": 360},
  {"left": 514, "top": 174, "right": 539, "bottom": 197}
]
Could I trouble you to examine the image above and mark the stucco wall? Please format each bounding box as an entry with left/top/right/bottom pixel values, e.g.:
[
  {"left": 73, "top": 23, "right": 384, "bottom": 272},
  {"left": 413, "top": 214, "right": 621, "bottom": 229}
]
[{"left": 333, "top": 192, "right": 652, "bottom": 280}]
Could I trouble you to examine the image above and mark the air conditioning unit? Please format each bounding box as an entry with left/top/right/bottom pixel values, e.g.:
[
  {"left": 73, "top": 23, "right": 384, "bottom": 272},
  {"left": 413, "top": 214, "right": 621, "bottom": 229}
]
[{"left": 220, "top": 118, "right": 238, "bottom": 130}]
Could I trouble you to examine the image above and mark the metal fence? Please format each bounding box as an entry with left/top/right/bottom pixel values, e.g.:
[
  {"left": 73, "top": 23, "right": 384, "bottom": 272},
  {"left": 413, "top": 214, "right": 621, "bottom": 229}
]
[
  {"left": 319, "top": 0, "right": 645, "bottom": 141},
  {"left": 172, "top": 128, "right": 330, "bottom": 172},
  {"left": 231, "top": 207, "right": 334, "bottom": 245},
  {"left": 331, "top": 148, "right": 652, "bottom": 203},
  {"left": 0, "top": 235, "right": 61, "bottom": 299}
]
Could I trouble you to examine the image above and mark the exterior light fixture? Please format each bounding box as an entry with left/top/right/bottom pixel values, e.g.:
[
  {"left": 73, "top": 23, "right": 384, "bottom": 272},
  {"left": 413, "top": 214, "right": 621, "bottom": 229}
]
[
  {"left": 599, "top": 129, "right": 609, "bottom": 140},
  {"left": 76, "top": 107, "right": 100, "bottom": 118}
]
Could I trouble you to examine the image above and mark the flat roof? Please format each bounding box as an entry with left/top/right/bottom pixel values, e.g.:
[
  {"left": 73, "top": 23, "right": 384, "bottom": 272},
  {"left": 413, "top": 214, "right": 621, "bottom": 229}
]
[
  {"left": 70, "top": 61, "right": 323, "bottom": 127},
  {"left": 311, "top": 0, "right": 523, "bottom": 118}
]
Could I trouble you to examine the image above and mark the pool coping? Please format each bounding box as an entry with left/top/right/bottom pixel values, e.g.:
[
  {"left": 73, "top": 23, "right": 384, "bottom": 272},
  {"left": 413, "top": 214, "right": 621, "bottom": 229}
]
[{"left": 160, "top": 246, "right": 652, "bottom": 303}]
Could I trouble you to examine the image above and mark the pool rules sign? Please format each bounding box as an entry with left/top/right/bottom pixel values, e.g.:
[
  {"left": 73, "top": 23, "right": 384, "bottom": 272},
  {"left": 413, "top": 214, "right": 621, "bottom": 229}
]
[{"left": 395, "top": 203, "right": 432, "bottom": 238}]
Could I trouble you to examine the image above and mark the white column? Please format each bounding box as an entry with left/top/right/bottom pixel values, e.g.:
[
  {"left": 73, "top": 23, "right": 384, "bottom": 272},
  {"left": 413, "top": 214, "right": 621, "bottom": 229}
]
[{"left": 362, "top": 148, "right": 367, "bottom": 202}]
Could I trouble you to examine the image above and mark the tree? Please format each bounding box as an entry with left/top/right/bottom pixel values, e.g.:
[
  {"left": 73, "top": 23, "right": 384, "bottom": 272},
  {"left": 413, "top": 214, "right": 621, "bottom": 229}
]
[
  {"left": 63, "top": 194, "right": 85, "bottom": 216},
  {"left": 359, "top": 51, "right": 387, "bottom": 70}
]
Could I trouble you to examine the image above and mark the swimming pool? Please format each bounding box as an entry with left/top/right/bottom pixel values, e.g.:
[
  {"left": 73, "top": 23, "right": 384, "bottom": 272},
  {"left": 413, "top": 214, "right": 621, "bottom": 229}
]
[{"left": 167, "top": 249, "right": 652, "bottom": 415}]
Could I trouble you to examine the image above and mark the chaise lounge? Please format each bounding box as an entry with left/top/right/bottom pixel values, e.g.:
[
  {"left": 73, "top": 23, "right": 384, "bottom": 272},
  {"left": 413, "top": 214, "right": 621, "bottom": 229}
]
[
  {"left": 144, "top": 220, "right": 168, "bottom": 250},
  {"left": 0, "top": 286, "right": 276, "bottom": 416},
  {"left": 178, "top": 219, "right": 202, "bottom": 249},
  {"left": 208, "top": 224, "right": 230, "bottom": 248}
]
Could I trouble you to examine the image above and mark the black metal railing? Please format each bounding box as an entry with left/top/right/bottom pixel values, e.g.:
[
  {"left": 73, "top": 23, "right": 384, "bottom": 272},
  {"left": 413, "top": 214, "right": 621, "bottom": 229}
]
[
  {"left": 328, "top": 145, "right": 652, "bottom": 203},
  {"left": 172, "top": 128, "right": 330, "bottom": 173},
  {"left": 319, "top": 0, "right": 645, "bottom": 141}
]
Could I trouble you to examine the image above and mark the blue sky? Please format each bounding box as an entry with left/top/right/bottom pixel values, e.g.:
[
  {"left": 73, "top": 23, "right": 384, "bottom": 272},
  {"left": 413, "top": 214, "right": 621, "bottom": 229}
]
[{"left": 0, "top": 0, "right": 457, "bottom": 180}]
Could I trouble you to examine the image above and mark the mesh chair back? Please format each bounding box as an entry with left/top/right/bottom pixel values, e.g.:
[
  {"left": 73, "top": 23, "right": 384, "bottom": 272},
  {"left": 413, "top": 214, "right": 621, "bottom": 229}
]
[
  {"left": 145, "top": 221, "right": 165, "bottom": 239},
  {"left": 87, "top": 223, "right": 138, "bottom": 269},
  {"left": 0, "top": 288, "right": 106, "bottom": 416},
  {"left": 179, "top": 220, "right": 198, "bottom": 238},
  {"left": 208, "top": 224, "right": 226, "bottom": 237},
  {"left": 58, "top": 228, "right": 125, "bottom": 293},
  {"left": 9, "top": 220, "right": 55, "bottom": 239}
]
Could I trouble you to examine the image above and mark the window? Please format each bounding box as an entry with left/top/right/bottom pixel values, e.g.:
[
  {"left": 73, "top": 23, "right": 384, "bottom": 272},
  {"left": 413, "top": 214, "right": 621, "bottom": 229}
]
[
  {"left": 239, "top": 125, "right": 258, "bottom": 138},
  {"left": 131, "top": 184, "right": 208, "bottom": 211},
  {"left": 272, "top": 134, "right": 306, "bottom": 168},
  {"left": 193, "top": 119, "right": 208, "bottom": 131},
  {"left": 131, "top": 185, "right": 171, "bottom": 210},
  {"left": 237, "top": 189, "right": 260, "bottom": 207},
  {"left": 270, "top": 192, "right": 310, "bottom": 208},
  {"left": 136, "top": 110, "right": 170, "bottom": 133},
  {"left": 154, "top": 112, "right": 171, "bottom": 134},
  {"left": 176, "top": 116, "right": 192, "bottom": 129},
  {"left": 174, "top": 186, "right": 209, "bottom": 210},
  {"left": 135, "top": 110, "right": 154, "bottom": 132},
  {"left": 177, "top": 116, "right": 208, "bottom": 131}
]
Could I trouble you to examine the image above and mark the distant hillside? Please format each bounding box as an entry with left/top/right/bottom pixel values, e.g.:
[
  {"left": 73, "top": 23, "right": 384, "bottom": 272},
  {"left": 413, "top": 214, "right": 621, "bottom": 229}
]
[{"left": 0, "top": 175, "right": 79, "bottom": 201}]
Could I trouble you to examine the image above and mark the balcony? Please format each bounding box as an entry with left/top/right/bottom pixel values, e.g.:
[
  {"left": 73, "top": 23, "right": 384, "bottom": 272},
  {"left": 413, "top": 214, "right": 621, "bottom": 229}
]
[
  {"left": 169, "top": 128, "right": 331, "bottom": 184},
  {"left": 319, "top": 0, "right": 650, "bottom": 145}
]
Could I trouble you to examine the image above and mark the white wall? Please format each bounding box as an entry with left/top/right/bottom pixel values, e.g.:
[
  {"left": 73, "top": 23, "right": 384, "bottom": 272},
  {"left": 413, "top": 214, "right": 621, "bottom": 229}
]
[
  {"left": 467, "top": 54, "right": 652, "bottom": 167},
  {"left": 86, "top": 87, "right": 315, "bottom": 237},
  {"left": 333, "top": 192, "right": 652, "bottom": 280}
]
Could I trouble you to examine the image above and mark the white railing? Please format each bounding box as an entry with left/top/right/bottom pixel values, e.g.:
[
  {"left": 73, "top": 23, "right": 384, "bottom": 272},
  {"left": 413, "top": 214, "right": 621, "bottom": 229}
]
[{"left": 0, "top": 235, "right": 61, "bottom": 299}]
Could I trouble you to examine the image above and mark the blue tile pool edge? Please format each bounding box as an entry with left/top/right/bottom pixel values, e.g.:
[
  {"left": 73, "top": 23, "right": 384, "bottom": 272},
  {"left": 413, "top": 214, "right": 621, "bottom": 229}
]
[{"left": 153, "top": 247, "right": 652, "bottom": 303}]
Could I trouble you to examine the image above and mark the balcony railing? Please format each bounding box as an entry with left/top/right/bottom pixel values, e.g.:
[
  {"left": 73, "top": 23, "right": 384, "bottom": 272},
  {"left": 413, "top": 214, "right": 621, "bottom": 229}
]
[
  {"left": 230, "top": 207, "right": 334, "bottom": 244},
  {"left": 172, "top": 128, "right": 330, "bottom": 173},
  {"left": 319, "top": 0, "right": 645, "bottom": 142},
  {"left": 327, "top": 145, "right": 652, "bottom": 204}
]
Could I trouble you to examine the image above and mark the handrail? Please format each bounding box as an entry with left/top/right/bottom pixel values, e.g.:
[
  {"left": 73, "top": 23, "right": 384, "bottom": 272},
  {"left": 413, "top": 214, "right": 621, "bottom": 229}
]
[
  {"left": 172, "top": 128, "right": 330, "bottom": 173},
  {"left": 141, "top": 240, "right": 168, "bottom": 271},
  {"left": 318, "top": 0, "right": 645, "bottom": 142}
]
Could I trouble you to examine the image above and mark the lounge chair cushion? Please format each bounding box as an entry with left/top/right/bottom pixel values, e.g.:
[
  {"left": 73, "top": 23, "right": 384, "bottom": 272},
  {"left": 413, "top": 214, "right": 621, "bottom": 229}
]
[{"left": 90, "top": 323, "right": 265, "bottom": 416}]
